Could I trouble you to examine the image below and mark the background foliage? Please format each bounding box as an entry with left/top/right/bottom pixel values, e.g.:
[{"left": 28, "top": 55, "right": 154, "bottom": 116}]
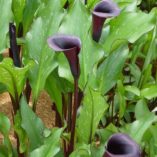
[{"left": 0, "top": 0, "right": 157, "bottom": 156}]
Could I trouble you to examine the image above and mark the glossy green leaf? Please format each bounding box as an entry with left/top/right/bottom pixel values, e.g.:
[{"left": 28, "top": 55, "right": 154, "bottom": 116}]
[
  {"left": 23, "top": 0, "right": 41, "bottom": 34},
  {"left": 97, "top": 46, "right": 129, "bottom": 95},
  {"left": 114, "top": 0, "right": 141, "bottom": 11},
  {"left": 14, "top": 111, "right": 27, "bottom": 153},
  {"left": 0, "top": 113, "right": 10, "bottom": 136},
  {"left": 20, "top": 97, "right": 45, "bottom": 151},
  {"left": 129, "top": 63, "right": 141, "bottom": 86},
  {"left": 117, "top": 80, "right": 126, "bottom": 118},
  {"left": 77, "top": 88, "right": 108, "bottom": 144},
  {"left": 125, "top": 112, "right": 157, "bottom": 143},
  {"left": 0, "top": 83, "right": 6, "bottom": 94},
  {"left": 57, "top": 53, "right": 73, "bottom": 84},
  {"left": 12, "top": 0, "right": 26, "bottom": 27},
  {"left": 135, "top": 99, "right": 150, "bottom": 119},
  {"left": 0, "top": 0, "right": 12, "bottom": 53},
  {"left": 54, "top": 151, "right": 64, "bottom": 157},
  {"left": 143, "top": 26, "right": 156, "bottom": 70},
  {"left": 104, "top": 11, "right": 155, "bottom": 52},
  {"left": 59, "top": 0, "right": 104, "bottom": 89},
  {"left": 61, "top": 0, "right": 67, "bottom": 6},
  {"left": 141, "top": 85, "right": 157, "bottom": 100},
  {"left": 0, "top": 58, "right": 33, "bottom": 99},
  {"left": 30, "top": 128, "right": 63, "bottom": 157},
  {"left": 150, "top": 124, "right": 157, "bottom": 148},
  {"left": 97, "top": 123, "right": 118, "bottom": 145},
  {"left": 70, "top": 144, "right": 91, "bottom": 157},
  {"left": 91, "top": 144, "right": 105, "bottom": 157},
  {"left": 25, "top": 0, "right": 64, "bottom": 102},
  {"left": 45, "top": 69, "right": 74, "bottom": 117},
  {"left": 125, "top": 85, "right": 140, "bottom": 96},
  {"left": 139, "top": 64, "right": 152, "bottom": 89},
  {"left": 0, "top": 145, "right": 8, "bottom": 157},
  {"left": 87, "top": 0, "right": 99, "bottom": 9},
  {"left": 45, "top": 72, "right": 62, "bottom": 116},
  {"left": 0, "top": 113, "right": 13, "bottom": 157}
]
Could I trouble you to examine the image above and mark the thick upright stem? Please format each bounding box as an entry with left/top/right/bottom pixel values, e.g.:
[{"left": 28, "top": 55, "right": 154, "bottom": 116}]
[
  {"left": 67, "top": 92, "right": 72, "bottom": 132},
  {"left": 69, "top": 78, "right": 79, "bottom": 153},
  {"left": 51, "top": 103, "right": 62, "bottom": 127},
  {"left": 111, "top": 100, "right": 114, "bottom": 123},
  {"left": 92, "top": 15, "right": 105, "bottom": 42},
  {"left": 62, "top": 94, "right": 67, "bottom": 122},
  {"left": 25, "top": 79, "right": 31, "bottom": 103},
  {"left": 9, "top": 23, "right": 21, "bottom": 67}
]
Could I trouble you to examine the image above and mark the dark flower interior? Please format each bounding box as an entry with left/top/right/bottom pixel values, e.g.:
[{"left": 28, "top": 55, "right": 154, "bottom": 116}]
[
  {"left": 107, "top": 138, "right": 133, "bottom": 155},
  {"left": 48, "top": 35, "right": 81, "bottom": 51},
  {"left": 52, "top": 38, "right": 77, "bottom": 49},
  {"left": 94, "top": 2, "right": 113, "bottom": 14}
]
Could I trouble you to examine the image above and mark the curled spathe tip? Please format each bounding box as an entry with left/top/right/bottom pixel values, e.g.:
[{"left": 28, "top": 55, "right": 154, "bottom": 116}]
[
  {"left": 92, "top": 0, "right": 120, "bottom": 18},
  {"left": 47, "top": 34, "right": 81, "bottom": 79},
  {"left": 104, "top": 133, "right": 141, "bottom": 157},
  {"left": 92, "top": 0, "right": 120, "bottom": 42},
  {"left": 47, "top": 34, "right": 81, "bottom": 52}
]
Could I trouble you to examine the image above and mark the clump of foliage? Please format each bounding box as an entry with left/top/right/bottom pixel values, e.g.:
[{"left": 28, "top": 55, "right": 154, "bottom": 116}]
[{"left": 0, "top": 0, "right": 157, "bottom": 156}]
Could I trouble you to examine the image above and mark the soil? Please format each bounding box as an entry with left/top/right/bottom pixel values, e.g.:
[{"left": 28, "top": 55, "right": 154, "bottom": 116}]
[
  {"left": 0, "top": 50, "right": 55, "bottom": 144},
  {"left": 0, "top": 91, "right": 55, "bottom": 144}
]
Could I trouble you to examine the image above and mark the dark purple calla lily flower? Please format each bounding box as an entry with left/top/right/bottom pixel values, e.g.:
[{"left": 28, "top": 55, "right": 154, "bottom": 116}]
[
  {"left": 104, "top": 133, "right": 141, "bottom": 157},
  {"left": 47, "top": 34, "right": 81, "bottom": 79},
  {"left": 92, "top": 0, "right": 120, "bottom": 42}
]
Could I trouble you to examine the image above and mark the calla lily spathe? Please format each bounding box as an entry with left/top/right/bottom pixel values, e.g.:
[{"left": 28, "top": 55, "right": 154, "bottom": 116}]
[
  {"left": 47, "top": 34, "right": 81, "bottom": 79},
  {"left": 92, "top": 0, "right": 120, "bottom": 42},
  {"left": 104, "top": 133, "right": 141, "bottom": 157}
]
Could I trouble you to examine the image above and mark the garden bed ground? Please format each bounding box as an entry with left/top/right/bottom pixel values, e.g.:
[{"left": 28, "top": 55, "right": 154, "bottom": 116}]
[{"left": 0, "top": 91, "right": 55, "bottom": 145}]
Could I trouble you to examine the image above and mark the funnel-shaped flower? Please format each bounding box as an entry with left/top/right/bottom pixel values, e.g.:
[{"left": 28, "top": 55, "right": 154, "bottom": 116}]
[
  {"left": 47, "top": 34, "right": 81, "bottom": 79},
  {"left": 104, "top": 133, "right": 141, "bottom": 157},
  {"left": 92, "top": 0, "right": 120, "bottom": 42}
]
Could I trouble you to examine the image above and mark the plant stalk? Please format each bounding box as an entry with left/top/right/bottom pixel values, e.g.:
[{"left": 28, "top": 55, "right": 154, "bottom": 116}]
[
  {"left": 67, "top": 92, "right": 72, "bottom": 132},
  {"left": 111, "top": 100, "right": 114, "bottom": 123},
  {"left": 51, "top": 103, "right": 62, "bottom": 127},
  {"left": 69, "top": 78, "right": 79, "bottom": 154},
  {"left": 9, "top": 23, "right": 21, "bottom": 67},
  {"left": 25, "top": 79, "right": 32, "bottom": 103}
]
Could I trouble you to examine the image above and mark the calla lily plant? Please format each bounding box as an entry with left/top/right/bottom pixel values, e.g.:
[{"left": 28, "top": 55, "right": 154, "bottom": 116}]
[
  {"left": 92, "top": 0, "right": 120, "bottom": 42},
  {"left": 0, "top": 0, "right": 156, "bottom": 157}
]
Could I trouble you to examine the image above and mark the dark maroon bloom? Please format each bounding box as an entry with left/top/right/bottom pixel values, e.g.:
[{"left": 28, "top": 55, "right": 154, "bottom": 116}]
[
  {"left": 9, "top": 23, "right": 21, "bottom": 67},
  {"left": 104, "top": 133, "right": 141, "bottom": 157},
  {"left": 92, "top": 0, "right": 120, "bottom": 42},
  {"left": 47, "top": 34, "right": 81, "bottom": 79}
]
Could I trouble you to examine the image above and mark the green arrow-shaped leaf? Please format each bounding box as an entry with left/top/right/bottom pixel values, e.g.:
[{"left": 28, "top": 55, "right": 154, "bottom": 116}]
[
  {"left": 77, "top": 88, "right": 108, "bottom": 144},
  {"left": 25, "top": 0, "right": 64, "bottom": 103},
  {"left": 0, "top": 0, "right": 12, "bottom": 53},
  {"left": 97, "top": 45, "right": 129, "bottom": 95},
  {"left": 103, "top": 11, "right": 155, "bottom": 52},
  {"left": 20, "top": 97, "right": 45, "bottom": 151},
  {"left": 0, "top": 58, "right": 33, "bottom": 99},
  {"left": 30, "top": 128, "right": 63, "bottom": 157}
]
